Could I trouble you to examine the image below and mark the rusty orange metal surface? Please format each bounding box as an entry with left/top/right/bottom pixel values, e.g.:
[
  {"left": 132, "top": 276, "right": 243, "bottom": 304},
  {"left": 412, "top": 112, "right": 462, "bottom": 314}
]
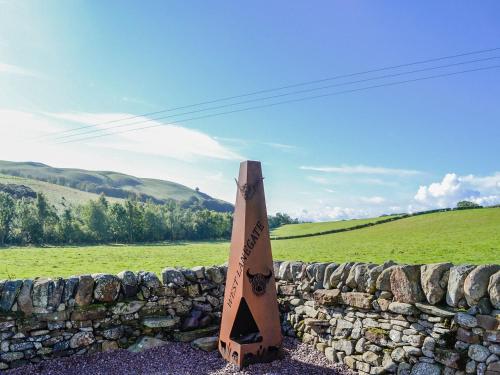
[{"left": 218, "top": 160, "right": 282, "bottom": 368}]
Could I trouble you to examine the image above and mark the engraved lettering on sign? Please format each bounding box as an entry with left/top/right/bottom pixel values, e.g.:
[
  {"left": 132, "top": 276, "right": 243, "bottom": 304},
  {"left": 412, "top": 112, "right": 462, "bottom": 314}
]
[{"left": 227, "top": 220, "right": 265, "bottom": 308}]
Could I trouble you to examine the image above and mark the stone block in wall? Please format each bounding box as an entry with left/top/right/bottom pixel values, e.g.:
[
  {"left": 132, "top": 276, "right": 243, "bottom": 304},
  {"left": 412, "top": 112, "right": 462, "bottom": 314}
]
[
  {"left": 455, "top": 312, "right": 478, "bottom": 328},
  {"left": 341, "top": 292, "right": 374, "bottom": 310},
  {"left": 390, "top": 265, "right": 425, "bottom": 304},
  {"left": 313, "top": 289, "right": 341, "bottom": 306},
  {"left": 47, "top": 278, "right": 65, "bottom": 309},
  {"left": 191, "top": 266, "right": 206, "bottom": 279},
  {"left": 63, "top": 277, "right": 79, "bottom": 303},
  {"left": 205, "top": 266, "right": 224, "bottom": 284},
  {"left": 376, "top": 265, "right": 397, "bottom": 292},
  {"left": 414, "top": 303, "right": 455, "bottom": 318},
  {"left": 329, "top": 262, "right": 354, "bottom": 289},
  {"left": 446, "top": 265, "right": 475, "bottom": 307},
  {"left": 172, "top": 325, "right": 218, "bottom": 342},
  {"left": 0, "top": 280, "right": 22, "bottom": 312},
  {"left": 420, "top": 263, "right": 452, "bottom": 305},
  {"left": 364, "top": 328, "right": 389, "bottom": 346},
  {"left": 162, "top": 268, "right": 186, "bottom": 286},
  {"left": 488, "top": 270, "right": 500, "bottom": 309},
  {"left": 117, "top": 271, "right": 138, "bottom": 297},
  {"left": 457, "top": 327, "right": 480, "bottom": 344},
  {"left": 138, "top": 271, "right": 161, "bottom": 290},
  {"left": 279, "top": 284, "right": 297, "bottom": 296},
  {"left": 71, "top": 305, "right": 107, "bottom": 321},
  {"left": 366, "top": 261, "right": 396, "bottom": 293},
  {"left": 142, "top": 316, "right": 180, "bottom": 329},
  {"left": 388, "top": 302, "right": 418, "bottom": 315},
  {"left": 17, "top": 280, "right": 33, "bottom": 315},
  {"left": 69, "top": 331, "right": 95, "bottom": 349},
  {"left": 464, "top": 265, "right": 500, "bottom": 306},
  {"left": 93, "top": 274, "right": 121, "bottom": 302},
  {"left": 322, "top": 263, "right": 338, "bottom": 289},
  {"left": 75, "top": 275, "right": 94, "bottom": 306},
  {"left": 410, "top": 362, "right": 441, "bottom": 375}
]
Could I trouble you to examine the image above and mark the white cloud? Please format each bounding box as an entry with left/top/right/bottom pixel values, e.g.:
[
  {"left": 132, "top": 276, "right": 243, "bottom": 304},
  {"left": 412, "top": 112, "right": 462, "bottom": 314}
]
[
  {"left": 298, "top": 206, "right": 365, "bottom": 222},
  {"left": 0, "top": 109, "right": 242, "bottom": 202},
  {"left": 360, "top": 196, "right": 386, "bottom": 204},
  {"left": 45, "top": 112, "right": 243, "bottom": 161},
  {"left": 307, "top": 176, "right": 329, "bottom": 185},
  {"left": 300, "top": 164, "right": 421, "bottom": 176},
  {"left": 414, "top": 172, "right": 500, "bottom": 208},
  {"left": 0, "top": 62, "right": 39, "bottom": 77},
  {"left": 295, "top": 204, "right": 402, "bottom": 222},
  {"left": 264, "top": 142, "right": 297, "bottom": 151}
]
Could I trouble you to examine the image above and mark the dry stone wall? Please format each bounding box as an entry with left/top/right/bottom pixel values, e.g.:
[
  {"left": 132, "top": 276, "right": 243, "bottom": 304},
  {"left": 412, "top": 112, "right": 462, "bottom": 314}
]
[
  {"left": 277, "top": 261, "right": 500, "bottom": 375},
  {"left": 0, "top": 260, "right": 499, "bottom": 374}
]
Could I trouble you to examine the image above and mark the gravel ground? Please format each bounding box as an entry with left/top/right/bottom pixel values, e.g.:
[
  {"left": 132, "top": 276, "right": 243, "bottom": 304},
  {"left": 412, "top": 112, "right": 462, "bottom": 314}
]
[{"left": 5, "top": 337, "right": 353, "bottom": 375}]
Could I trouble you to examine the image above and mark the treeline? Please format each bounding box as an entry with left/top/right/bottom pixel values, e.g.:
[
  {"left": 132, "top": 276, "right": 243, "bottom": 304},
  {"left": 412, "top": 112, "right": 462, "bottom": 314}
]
[
  {"left": 0, "top": 192, "right": 233, "bottom": 246},
  {"left": 268, "top": 212, "right": 300, "bottom": 229}
]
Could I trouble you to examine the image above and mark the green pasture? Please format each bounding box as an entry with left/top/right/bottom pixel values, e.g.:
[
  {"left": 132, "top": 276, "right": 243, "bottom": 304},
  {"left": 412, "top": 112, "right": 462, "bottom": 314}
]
[{"left": 1, "top": 208, "right": 498, "bottom": 279}]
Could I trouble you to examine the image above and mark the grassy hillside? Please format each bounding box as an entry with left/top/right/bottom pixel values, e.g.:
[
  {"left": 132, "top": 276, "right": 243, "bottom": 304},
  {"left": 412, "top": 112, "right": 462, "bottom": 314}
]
[
  {"left": 0, "top": 160, "right": 233, "bottom": 212},
  {"left": 0, "top": 173, "right": 123, "bottom": 210},
  {"left": 1, "top": 208, "right": 498, "bottom": 279},
  {"left": 270, "top": 215, "right": 401, "bottom": 238}
]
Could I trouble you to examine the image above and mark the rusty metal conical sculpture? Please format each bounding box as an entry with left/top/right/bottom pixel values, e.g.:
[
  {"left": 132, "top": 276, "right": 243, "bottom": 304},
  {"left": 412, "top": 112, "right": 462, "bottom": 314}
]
[{"left": 218, "top": 160, "right": 282, "bottom": 368}]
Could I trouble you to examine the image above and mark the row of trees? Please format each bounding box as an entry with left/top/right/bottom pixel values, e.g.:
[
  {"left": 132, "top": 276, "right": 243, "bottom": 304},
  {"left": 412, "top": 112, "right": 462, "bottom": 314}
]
[{"left": 0, "top": 192, "right": 233, "bottom": 246}]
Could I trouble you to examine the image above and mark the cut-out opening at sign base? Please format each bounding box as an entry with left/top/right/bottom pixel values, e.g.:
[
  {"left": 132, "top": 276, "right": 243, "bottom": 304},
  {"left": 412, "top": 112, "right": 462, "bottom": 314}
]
[{"left": 229, "top": 297, "right": 263, "bottom": 344}]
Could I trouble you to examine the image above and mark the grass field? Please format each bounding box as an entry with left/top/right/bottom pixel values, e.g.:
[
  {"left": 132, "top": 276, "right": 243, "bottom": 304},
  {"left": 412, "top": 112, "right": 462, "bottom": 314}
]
[
  {"left": 1, "top": 208, "right": 499, "bottom": 279},
  {"left": 0, "top": 173, "right": 123, "bottom": 210},
  {"left": 270, "top": 215, "right": 401, "bottom": 237}
]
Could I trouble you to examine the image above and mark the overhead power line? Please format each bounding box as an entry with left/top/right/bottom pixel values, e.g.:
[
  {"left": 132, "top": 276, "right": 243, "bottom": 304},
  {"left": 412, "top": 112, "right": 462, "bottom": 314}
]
[
  {"left": 40, "top": 46, "right": 500, "bottom": 140},
  {"left": 56, "top": 64, "right": 500, "bottom": 145},
  {"left": 52, "top": 55, "right": 500, "bottom": 141}
]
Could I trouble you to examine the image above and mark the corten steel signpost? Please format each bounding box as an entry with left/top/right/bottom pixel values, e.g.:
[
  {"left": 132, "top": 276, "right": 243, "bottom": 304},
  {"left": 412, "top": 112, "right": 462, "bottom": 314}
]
[{"left": 219, "top": 160, "right": 282, "bottom": 368}]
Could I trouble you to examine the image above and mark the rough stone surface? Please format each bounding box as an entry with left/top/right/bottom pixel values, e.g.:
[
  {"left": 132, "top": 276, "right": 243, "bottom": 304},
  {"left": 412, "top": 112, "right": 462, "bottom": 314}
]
[
  {"left": 142, "top": 316, "right": 180, "bottom": 329},
  {"left": 69, "top": 331, "right": 95, "bottom": 349},
  {"left": 93, "top": 274, "right": 121, "bottom": 302},
  {"left": 410, "top": 362, "right": 441, "bottom": 375},
  {"left": 367, "top": 261, "right": 396, "bottom": 293},
  {"left": 376, "top": 265, "right": 397, "bottom": 292},
  {"left": 127, "top": 336, "right": 168, "bottom": 353},
  {"left": 63, "top": 277, "right": 79, "bottom": 302},
  {"left": 454, "top": 312, "right": 478, "bottom": 328},
  {"left": 191, "top": 336, "right": 218, "bottom": 351},
  {"left": 446, "top": 264, "right": 475, "bottom": 307},
  {"left": 16, "top": 280, "right": 33, "bottom": 315},
  {"left": 420, "top": 263, "right": 452, "bottom": 305},
  {"left": 162, "top": 267, "right": 186, "bottom": 286},
  {"left": 464, "top": 265, "right": 500, "bottom": 306},
  {"left": 117, "top": 271, "right": 138, "bottom": 297},
  {"left": 390, "top": 265, "right": 425, "bottom": 303},
  {"left": 75, "top": 275, "right": 94, "bottom": 306},
  {"left": 314, "top": 289, "right": 341, "bottom": 306},
  {"left": 329, "top": 262, "right": 354, "bottom": 289},
  {"left": 488, "top": 270, "right": 500, "bottom": 309},
  {"left": 0, "top": 280, "right": 23, "bottom": 312},
  {"left": 138, "top": 271, "right": 161, "bottom": 290},
  {"left": 388, "top": 302, "right": 418, "bottom": 315},
  {"left": 468, "top": 344, "right": 490, "bottom": 362},
  {"left": 322, "top": 263, "right": 338, "bottom": 289}
]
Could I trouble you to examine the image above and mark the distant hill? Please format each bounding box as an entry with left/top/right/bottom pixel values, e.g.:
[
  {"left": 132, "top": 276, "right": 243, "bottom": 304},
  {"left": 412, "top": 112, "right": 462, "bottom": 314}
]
[{"left": 0, "top": 160, "right": 233, "bottom": 212}]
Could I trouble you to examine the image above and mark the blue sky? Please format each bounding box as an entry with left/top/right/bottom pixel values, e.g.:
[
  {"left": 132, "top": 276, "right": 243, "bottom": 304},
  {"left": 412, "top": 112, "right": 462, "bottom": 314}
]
[{"left": 1, "top": 1, "right": 499, "bottom": 220}]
